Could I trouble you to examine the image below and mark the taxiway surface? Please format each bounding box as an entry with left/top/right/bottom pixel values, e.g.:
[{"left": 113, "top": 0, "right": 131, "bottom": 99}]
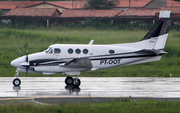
[{"left": 0, "top": 77, "right": 180, "bottom": 98}]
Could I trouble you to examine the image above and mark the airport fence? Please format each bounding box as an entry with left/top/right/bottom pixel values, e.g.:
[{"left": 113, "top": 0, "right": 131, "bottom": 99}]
[{"left": 0, "top": 16, "right": 180, "bottom": 30}]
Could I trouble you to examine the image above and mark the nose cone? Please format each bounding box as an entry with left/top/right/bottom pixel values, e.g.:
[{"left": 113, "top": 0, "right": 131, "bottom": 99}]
[
  {"left": 11, "top": 59, "right": 19, "bottom": 67},
  {"left": 11, "top": 57, "right": 25, "bottom": 67}
]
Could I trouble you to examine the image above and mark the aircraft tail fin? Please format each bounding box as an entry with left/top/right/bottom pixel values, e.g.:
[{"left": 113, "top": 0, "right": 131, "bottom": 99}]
[{"left": 140, "top": 11, "right": 171, "bottom": 50}]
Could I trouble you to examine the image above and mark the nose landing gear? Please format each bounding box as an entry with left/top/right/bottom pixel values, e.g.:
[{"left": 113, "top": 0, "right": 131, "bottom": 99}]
[
  {"left": 13, "top": 70, "right": 21, "bottom": 86},
  {"left": 65, "top": 76, "right": 81, "bottom": 87}
]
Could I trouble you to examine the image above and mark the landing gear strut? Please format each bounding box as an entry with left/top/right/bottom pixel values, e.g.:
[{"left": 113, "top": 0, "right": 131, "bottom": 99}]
[
  {"left": 13, "top": 70, "right": 21, "bottom": 86},
  {"left": 65, "top": 76, "right": 81, "bottom": 87}
]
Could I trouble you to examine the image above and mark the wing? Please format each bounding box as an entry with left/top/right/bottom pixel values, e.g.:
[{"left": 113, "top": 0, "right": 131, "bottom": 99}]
[
  {"left": 59, "top": 57, "right": 93, "bottom": 68},
  {"left": 29, "top": 57, "right": 92, "bottom": 69}
]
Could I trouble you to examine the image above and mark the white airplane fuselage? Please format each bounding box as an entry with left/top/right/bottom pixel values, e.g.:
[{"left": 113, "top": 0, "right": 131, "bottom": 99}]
[{"left": 11, "top": 42, "right": 162, "bottom": 76}]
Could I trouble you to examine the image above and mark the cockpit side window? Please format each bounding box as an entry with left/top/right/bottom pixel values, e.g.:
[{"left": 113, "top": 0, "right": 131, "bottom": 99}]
[{"left": 54, "top": 48, "right": 61, "bottom": 54}]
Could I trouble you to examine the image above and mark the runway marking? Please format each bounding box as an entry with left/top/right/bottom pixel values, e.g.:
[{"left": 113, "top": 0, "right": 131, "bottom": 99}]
[
  {"left": 0, "top": 96, "right": 119, "bottom": 100},
  {"left": 31, "top": 98, "right": 51, "bottom": 105}
]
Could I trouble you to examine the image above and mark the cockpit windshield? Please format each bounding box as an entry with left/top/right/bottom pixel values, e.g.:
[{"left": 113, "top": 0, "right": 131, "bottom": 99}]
[{"left": 45, "top": 47, "right": 52, "bottom": 53}]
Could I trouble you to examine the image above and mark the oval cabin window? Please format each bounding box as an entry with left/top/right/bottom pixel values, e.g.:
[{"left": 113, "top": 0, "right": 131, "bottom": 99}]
[
  {"left": 109, "top": 50, "right": 115, "bottom": 54},
  {"left": 68, "top": 48, "right": 73, "bottom": 54},
  {"left": 83, "top": 49, "right": 88, "bottom": 54},
  {"left": 75, "top": 48, "right": 81, "bottom": 54}
]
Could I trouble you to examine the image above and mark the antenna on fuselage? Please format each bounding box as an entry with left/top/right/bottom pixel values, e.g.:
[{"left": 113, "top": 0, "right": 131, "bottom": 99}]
[{"left": 88, "top": 40, "right": 94, "bottom": 45}]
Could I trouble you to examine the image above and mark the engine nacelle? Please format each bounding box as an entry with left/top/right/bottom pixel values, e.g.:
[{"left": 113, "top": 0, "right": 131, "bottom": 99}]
[{"left": 34, "top": 66, "right": 87, "bottom": 73}]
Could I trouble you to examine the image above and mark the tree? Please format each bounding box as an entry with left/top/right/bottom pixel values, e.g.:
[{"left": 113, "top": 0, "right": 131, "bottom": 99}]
[
  {"left": 0, "top": 10, "right": 3, "bottom": 16},
  {"left": 84, "top": 0, "right": 119, "bottom": 9}
]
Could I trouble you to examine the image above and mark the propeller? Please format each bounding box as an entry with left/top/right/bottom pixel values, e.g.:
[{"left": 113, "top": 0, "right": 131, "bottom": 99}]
[
  {"left": 19, "top": 50, "right": 22, "bottom": 57},
  {"left": 25, "top": 50, "right": 29, "bottom": 75},
  {"left": 19, "top": 50, "right": 30, "bottom": 75},
  {"left": 26, "top": 50, "right": 28, "bottom": 62}
]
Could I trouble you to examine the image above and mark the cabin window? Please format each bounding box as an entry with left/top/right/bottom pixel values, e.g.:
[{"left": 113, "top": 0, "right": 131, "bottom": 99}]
[
  {"left": 75, "top": 48, "right": 81, "bottom": 54},
  {"left": 109, "top": 50, "right": 115, "bottom": 54},
  {"left": 54, "top": 48, "right": 61, "bottom": 54},
  {"left": 68, "top": 48, "right": 73, "bottom": 54},
  {"left": 83, "top": 49, "right": 88, "bottom": 54}
]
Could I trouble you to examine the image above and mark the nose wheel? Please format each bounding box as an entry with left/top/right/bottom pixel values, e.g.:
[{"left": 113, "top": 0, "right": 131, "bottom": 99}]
[
  {"left": 65, "top": 76, "right": 81, "bottom": 87},
  {"left": 13, "top": 78, "right": 21, "bottom": 86}
]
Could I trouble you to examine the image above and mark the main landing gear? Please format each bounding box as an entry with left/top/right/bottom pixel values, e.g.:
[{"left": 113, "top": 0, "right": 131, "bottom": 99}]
[
  {"left": 65, "top": 76, "right": 81, "bottom": 87},
  {"left": 12, "top": 71, "right": 81, "bottom": 87},
  {"left": 13, "top": 71, "right": 21, "bottom": 86}
]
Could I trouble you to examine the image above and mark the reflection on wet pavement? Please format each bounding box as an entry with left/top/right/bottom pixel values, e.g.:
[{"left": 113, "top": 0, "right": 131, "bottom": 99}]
[{"left": 0, "top": 77, "right": 180, "bottom": 98}]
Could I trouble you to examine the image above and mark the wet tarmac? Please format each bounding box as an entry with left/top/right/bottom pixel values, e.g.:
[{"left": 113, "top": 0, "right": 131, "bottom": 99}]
[{"left": 0, "top": 77, "right": 180, "bottom": 98}]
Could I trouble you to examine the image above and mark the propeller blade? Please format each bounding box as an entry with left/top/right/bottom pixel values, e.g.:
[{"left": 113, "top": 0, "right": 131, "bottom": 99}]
[
  {"left": 25, "top": 50, "right": 29, "bottom": 75},
  {"left": 26, "top": 67, "right": 28, "bottom": 75},
  {"left": 26, "top": 50, "right": 28, "bottom": 62},
  {"left": 19, "top": 50, "right": 22, "bottom": 57}
]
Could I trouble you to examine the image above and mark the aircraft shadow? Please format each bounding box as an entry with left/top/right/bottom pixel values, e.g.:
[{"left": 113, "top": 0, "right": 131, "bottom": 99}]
[
  {"left": 12, "top": 85, "right": 80, "bottom": 96},
  {"left": 13, "top": 86, "right": 21, "bottom": 96},
  {"left": 65, "top": 85, "right": 81, "bottom": 95}
]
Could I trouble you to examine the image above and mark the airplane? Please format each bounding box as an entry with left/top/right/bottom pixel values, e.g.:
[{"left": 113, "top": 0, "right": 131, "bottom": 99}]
[{"left": 11, "top": 11, "right": 171, "bottom": 87}]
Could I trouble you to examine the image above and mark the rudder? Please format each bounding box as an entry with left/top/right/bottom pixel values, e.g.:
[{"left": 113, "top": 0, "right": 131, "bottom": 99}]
[{"left": 141, "top": 11, "right": 171, "bottom": 50}]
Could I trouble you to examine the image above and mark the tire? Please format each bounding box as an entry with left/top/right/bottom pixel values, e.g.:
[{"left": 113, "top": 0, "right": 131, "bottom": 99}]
[
  {"left": 65, "top": 76, "right": 73, "bottom": 85},
  {"left": 73, "top": 78, "right": 81, "bottom": 87},
  {"left": 13, "top": 78, "right": 21, "bottom": 86}
]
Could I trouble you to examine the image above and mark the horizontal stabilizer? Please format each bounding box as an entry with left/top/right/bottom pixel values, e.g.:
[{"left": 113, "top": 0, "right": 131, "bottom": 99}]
[
  {"left": 136, "top": 49, "right": 166, "bottom": 56},
  {"left": 159, "top": 11, "right": 171, "bottom": 18}
]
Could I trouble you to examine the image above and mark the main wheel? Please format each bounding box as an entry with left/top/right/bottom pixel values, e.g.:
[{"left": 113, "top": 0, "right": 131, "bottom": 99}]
[
  {"left": 65, "top": 76, "right": 73, "bottom": 85},
  {"left": 13, "top": 78, "right": 21, "bottom": 86},
  {"left": 73, "top": 78, "right": 81, "bottom": 87}
]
